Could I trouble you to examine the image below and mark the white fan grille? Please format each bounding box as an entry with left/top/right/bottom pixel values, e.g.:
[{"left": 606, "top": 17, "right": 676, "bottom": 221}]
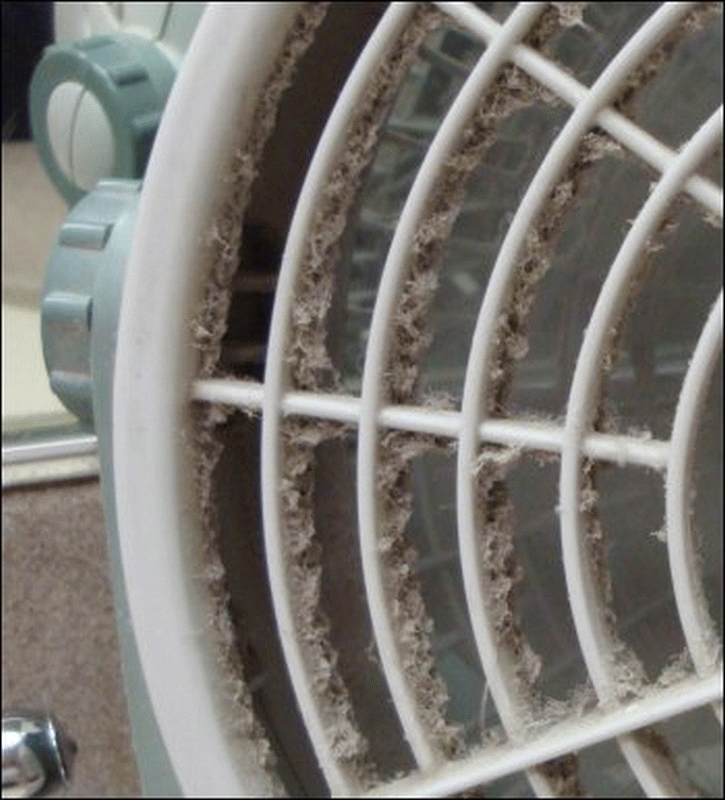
[{"left": 185, "top": 2, "right": 722, "bottom": 796}]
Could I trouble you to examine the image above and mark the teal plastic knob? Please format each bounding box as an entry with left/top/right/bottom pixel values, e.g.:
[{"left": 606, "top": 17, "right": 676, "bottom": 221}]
[
  {"left": 41, "top": 179, "right": 141, "bottom": 429},
  {"left": 30, "top": 33, "right": 175, "bottom": 205}
]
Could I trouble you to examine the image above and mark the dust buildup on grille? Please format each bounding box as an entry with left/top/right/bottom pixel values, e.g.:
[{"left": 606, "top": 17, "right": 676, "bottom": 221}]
[
  {"left": 361, "top": 12, "right": 600, "bottom": 780},
  {"left": 487, "top": 131, "right": 624, "bottom": 416},
  {"left": 466, "top": 121, "right": 616, "bottom": 699},
  {"left": 275, "top": 10, "right": 602, "bottom": 772},
  {"left": 549, "top": 3, "right": 588, "bottom": 32},
  {"left": 279, "top": 417, "right": 378, "bottom": 784},
  {"left": 188, "top": 3, "right": 328, "bottom": 787},
  {"left": 581, "top": 201, "right": 716, "bottom": 700},
  {"left": 538, "top": 753, "right": 585, "bottom": 797},
  {"left": 525, "top": 2, "right": 589, "bottom": 52},
  {"left": 384, "top": 1, "right": 600, "bottom": 405},
  {"left": 578, "top": 460, "right": 660, "bottom": 704},
  {"left": 377, "top": 42, "right": 619, "bottom": 800},
  {"left": 190, "top": 2, "right": 719, "bottom": 795},
  {"left": 467, "top": 134, "right": 667, "bottom": 786},
  {"left": 612, "top": 3, "right": 722, "bottom": 120},
  {"left": 472, "top": 8, "right": 721, "bottom": 788},
  {"left": 187, "top": 402, "right": 283, "bottom": 793},
  {"left": 440, "top": 126, "right": 643, "bottom": 797},
  {"left": 630, "top": 727, "right": 701, "bottom": 796},
  {"left": 388, "top": 65, "right": 553, "bottom": 405},
  {"left": 191, "top": 3, "right": 329, "bottom": 380},
  {"left": 599, "top": 209, "right": 681, "bottom": 401},
  {"left": 277, "top": 4, "right": 463, "bottom": 780},
  {"left": 473, "top": 445, "right": 540, "bottom": 701},
  {"left": 377, "top": 430, "right": 465, "bottom": 758},
  {"left": 288, "top": 4, "right": 444, "bottom": 393}
]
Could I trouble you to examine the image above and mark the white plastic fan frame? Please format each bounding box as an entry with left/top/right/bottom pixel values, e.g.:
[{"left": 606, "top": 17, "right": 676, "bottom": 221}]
[
  {"left": 113, "top": 5, "right": 304, "bottom": 796},
  {"left": 113, "top": 2, "right": 723, "bottom": 797}
]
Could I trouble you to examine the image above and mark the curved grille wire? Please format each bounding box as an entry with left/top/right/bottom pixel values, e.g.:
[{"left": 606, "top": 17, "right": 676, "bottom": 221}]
[
  {"left": 458, "top": 4, "right": 719, "bottom": 797},
  {"left": 666, "top": 291, "right": 723, "bottom": 725},
  {"left": 194, "top": 2, "right": 723, "bottom": 796},
  {"left": 356, "top": 3, "right": 557, "bottom": 786},
  {"left": 558, "top": 104, "right": 723, "bottom": 797}
]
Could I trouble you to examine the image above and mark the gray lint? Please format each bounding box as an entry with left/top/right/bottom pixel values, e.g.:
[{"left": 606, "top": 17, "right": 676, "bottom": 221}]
[
  {"left": 276, "top": 6, "right": 451, "bottom": 783},
  {"left": 186, "top": 1, "right": 720, "bottom": 795},
  {"left": 188, "top": 3, "right": 329, "bottom": 791}
]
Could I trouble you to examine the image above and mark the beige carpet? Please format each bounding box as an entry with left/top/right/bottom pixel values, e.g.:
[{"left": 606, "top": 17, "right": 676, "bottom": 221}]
[{"left": 2, "top": 478, "right": 141, "bottom": 797}]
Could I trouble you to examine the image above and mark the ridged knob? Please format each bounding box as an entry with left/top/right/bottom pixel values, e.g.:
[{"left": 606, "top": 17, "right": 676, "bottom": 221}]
[
  {"left": 41, "top": 179, "right": 141, "bottom": 428},
  {"left": 30, "top": 32, "right": 175, "bottom": 205}
]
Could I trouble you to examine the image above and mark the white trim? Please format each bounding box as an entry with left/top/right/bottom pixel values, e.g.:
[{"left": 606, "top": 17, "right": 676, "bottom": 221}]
[{"left": 112, "top": 4, "right": 304, "bottom": 796}]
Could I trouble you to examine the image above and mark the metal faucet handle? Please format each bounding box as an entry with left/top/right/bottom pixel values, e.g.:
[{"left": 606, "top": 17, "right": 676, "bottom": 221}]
[{"left": 2, "top": 711, "right": 76, "bottom": 798}]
